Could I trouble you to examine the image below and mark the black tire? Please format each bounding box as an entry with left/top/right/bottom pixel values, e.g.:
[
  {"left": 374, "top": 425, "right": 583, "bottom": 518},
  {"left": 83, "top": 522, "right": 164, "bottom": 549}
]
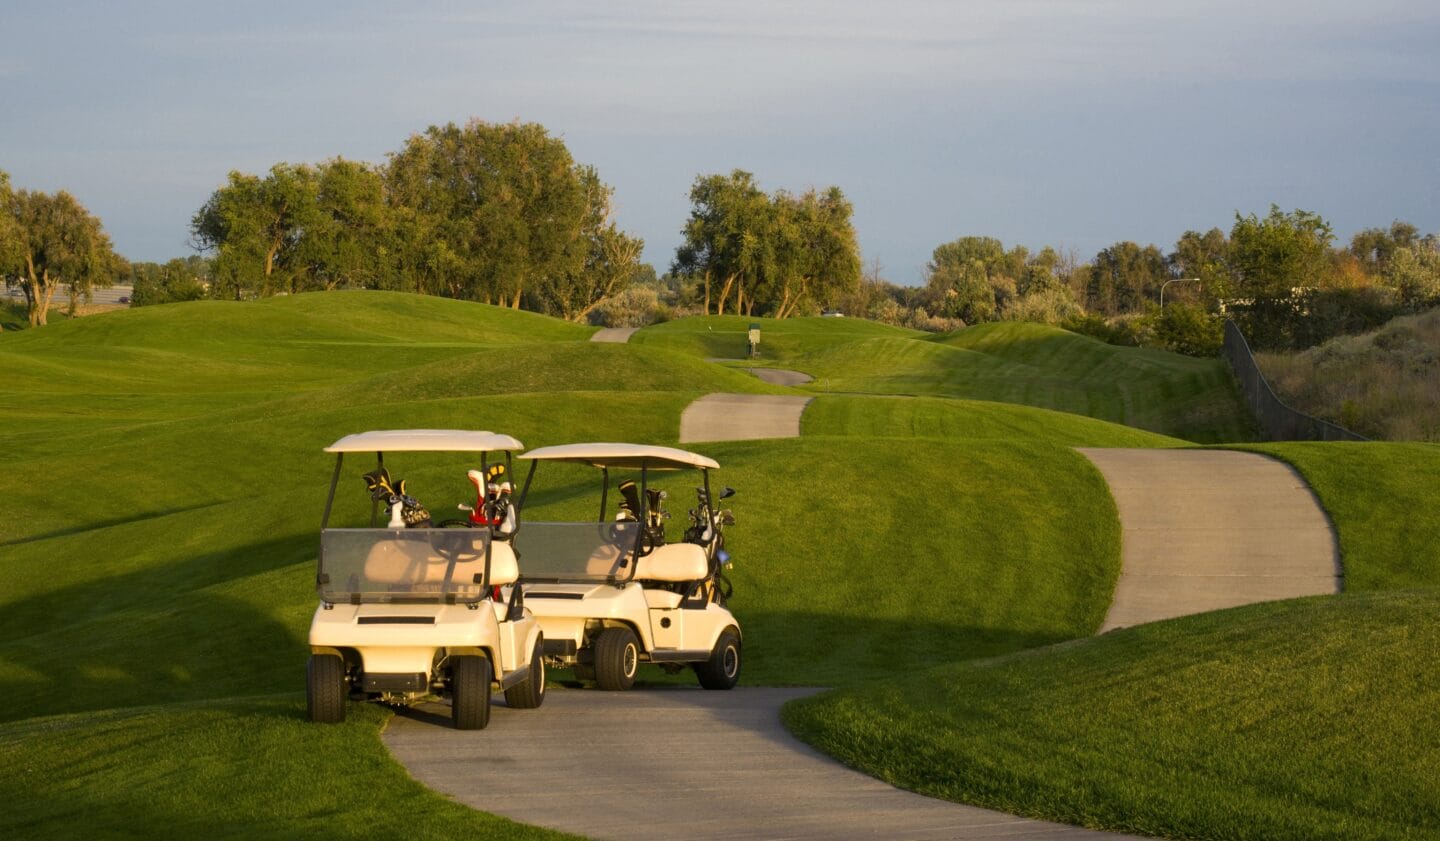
[
  {"left": 306, "top": 654, "right": 346, "bottom": 723},
  {"left": 593, "top": 626, "right": 639, "bottom": 691},
  {"left": 451, "top": 655, "right": 492, "bottom": 730},
  {"left": 695, "top": 627, "right": 741, "bottom": 690},
  {"left": 503, "top": 637, "right": 547, "bottom": 709}
]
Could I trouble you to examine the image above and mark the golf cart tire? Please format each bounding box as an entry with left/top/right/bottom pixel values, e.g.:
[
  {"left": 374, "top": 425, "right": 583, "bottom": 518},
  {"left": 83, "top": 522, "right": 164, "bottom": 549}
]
[
  {"left": 504, "top": 637, "right": 547, "bottom": 709},
  {"left": 306, "top": 653, "right": 346, "bottom": 723},
  {"left": 594, "top": 626, "right": 639, "bottom": 691},
  {"left": 695, "top": 627, "right": 741, "bottom": 690},
  {"left": 451, "top": 655, "right": 492, "bottom": 730}
]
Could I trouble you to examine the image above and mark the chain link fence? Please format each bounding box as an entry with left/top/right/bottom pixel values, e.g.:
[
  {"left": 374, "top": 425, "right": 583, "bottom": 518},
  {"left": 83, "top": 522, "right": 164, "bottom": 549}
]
[{"left": 1222, "top": 320, "right": 1367, "bottom": 442}]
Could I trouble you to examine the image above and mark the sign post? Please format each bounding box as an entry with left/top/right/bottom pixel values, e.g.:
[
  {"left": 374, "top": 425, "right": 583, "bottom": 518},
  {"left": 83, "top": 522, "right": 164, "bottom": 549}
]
[{"left": 747, "top": 324, "right": 761, "bottom": 359}]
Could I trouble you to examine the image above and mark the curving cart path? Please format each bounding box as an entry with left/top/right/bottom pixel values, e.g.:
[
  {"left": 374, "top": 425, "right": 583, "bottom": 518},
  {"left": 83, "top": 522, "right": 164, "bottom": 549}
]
[
  {"left": 384, "top": 688, "right": 1136, "bottom": 841},
  {"left": 679, "top": 393, "right": 813, "bottom": 443},
  {"left": 590, "top": 327, "right": 639, "bottom": 343},
  {"left": 1078, "top": 448, "right": 1341, "bottom": 631},
  {"left": 748, "top": 367, "right": 813, "bottom": 386}
]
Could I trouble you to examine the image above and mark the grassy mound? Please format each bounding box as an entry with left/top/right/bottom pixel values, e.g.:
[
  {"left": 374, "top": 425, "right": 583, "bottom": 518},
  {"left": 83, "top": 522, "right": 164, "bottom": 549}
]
[
  {"left": 792, "top": 322, "right": 1253, "bottom": 442},
  {"left": 2, "top": 293, "right": 1136, "bottom": 835},
  {"left": 784, "top": 591, "right": 1440, "bottom": 841},
  {"left": 804, "top": 395, "right": 1183, "bottom": 448},
  {"left": 630, "top": 314, "right": 921, "bottom": 361}
]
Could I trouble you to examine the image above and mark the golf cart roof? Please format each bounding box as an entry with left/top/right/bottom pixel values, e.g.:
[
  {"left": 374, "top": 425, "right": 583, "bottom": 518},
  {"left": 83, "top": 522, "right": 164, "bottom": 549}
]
[
  {"left": 520, "top": 442, "right": 719, "bottom": 470},
  {"left": 324, "top": 429, "right": 524, "bottom": 454}
]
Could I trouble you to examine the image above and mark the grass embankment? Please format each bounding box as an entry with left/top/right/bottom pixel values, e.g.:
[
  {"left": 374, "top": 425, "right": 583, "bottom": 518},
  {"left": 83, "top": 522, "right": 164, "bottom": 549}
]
[
  {"left": 629, "top": 313, "right": 921, "bottom": 362},
  {"left": 2, "top": 293, "right": 1141, "bottom": 836},
  {"left": 787, "top": 438, "right": 1440, "bottom": 840},
  {"left": 785, "top": 592, "right": 1440, "bottom": 841},
  {"left": 1256, "top": 306, "right": 1440, "bottom": 441},
  {"left": 786, "top": 321, "right": 1254, "bottom": 442}
]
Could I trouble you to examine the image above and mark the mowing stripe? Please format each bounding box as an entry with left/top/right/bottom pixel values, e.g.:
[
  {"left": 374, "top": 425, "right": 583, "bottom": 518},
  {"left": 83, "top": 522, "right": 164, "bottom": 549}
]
[{"left": 1078, "top": 448, "right": 1341, "bottom": 632}]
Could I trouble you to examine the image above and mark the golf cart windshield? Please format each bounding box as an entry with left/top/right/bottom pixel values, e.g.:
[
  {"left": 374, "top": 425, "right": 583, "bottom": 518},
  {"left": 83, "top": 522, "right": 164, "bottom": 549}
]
[
  {"left": 511, "top": 521, "right": 642, "bottom": 584},
  {"left": 318, "top": 528, "right": 493, "bottom": 604}
]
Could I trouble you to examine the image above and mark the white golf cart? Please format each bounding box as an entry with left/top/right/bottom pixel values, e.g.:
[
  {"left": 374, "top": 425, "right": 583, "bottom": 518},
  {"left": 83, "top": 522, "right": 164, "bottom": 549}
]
[
  {"left": 307, "top": 429, "right": 545, "bottom": 730},
  {"left": 513, "top": 443, "right": 741, "bottom": 691}
]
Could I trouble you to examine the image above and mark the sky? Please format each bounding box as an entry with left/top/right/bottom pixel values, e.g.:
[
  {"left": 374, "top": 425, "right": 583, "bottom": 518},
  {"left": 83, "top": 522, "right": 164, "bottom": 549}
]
[{"left": 2, "top": 1, "right": 1437, "bottom": 284}]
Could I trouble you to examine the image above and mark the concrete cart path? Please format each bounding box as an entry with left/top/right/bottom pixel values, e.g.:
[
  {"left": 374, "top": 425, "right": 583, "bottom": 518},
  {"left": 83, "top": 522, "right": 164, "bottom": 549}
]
[
  {"left": 590, "top": 327, "right": 639, "bottom": 343},
  {"left": 384, "top": 687, "right": 1136, "bottom": 841},
  {"left": 679, "top": 393, "right": 813, "bottom": 443},
  {"left": 1078, "top": 448, "right": 1341, "bottom": 632},
  {"left": 749, "top": 367, "right": 814, "bottom": 386}
]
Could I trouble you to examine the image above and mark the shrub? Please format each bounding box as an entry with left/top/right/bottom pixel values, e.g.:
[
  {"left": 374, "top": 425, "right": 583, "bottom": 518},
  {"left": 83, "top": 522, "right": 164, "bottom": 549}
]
[
  {"left": 1146, "top": 302, "right": 1224, "bottom": 356},
  {"left": 588, "top": 286, "right": 669, "bottom": 327}
]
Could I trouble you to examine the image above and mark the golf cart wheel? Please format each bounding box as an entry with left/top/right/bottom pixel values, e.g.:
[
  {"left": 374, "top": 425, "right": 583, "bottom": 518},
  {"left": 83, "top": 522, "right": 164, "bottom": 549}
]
[
  {"left": 504, "top": 637, "right": 547, "bottom": 709},
  {"left": 306, "top": 654, "right": 346, "bottom": 723},
  {"left": 695, "top": 628, "right": 741, "bottom": 690},
  {"left": 450, "top": 655, "right": 492, "bottom": 730},
  {"left": 593, "top": 626, "right": 639, "bottom": 691}
]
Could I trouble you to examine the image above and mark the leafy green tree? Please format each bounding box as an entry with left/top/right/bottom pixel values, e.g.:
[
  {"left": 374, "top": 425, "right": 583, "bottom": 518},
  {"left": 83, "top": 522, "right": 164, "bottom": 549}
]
[
  {"left": 672, "top": 170, "right": 773, "bottom": 315},
  {"left": 1086, "top": 241, "right": 1168, "bottom": 316},
  {"left": 1384, "top": 238, "right": 1440, "bottom": 308},
  {"left": 298, "top": 158, "right": 393, "bottom": 291},
  {"left": 1226, "top": 206, "right": 1335, "bottom": 299},
  {"left": 533, "top": 167, "right": 644, "bottom": 321},
  {"left": 385, "top": 120, "right": 591, "bottom": 308},
  {"left": 767, "top": 187, "right": 861, "bottom": 318},
  {"left": 4, "top": 184, "right": 118, "bottom": 326},
  {"left": 191, "top": 164, "right": 322, "bottom": 299},
  {"left": 131, "top": 256, "right": 209, "bottom": 306},
  {"left": 926, "top": 236, "right": 1030, "bottom": 322},
  {"left": 1349, "top": 221, "right": 1419, "bottom": 274}
]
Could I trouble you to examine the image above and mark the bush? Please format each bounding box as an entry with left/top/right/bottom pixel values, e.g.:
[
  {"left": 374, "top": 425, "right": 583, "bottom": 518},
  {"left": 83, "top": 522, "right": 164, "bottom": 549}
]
[
  {"left": 587, "top": 286, "right": 669, "bottom": 327},
  {"left": 1061, "top": 312, "right": 1140, "bottom": 346},
  {"left": 1145, "top": 302, "right": 1224, "bottom": 357},
  {"left": 1003, "top": 287, "right": 1083, "bottom": 325}
]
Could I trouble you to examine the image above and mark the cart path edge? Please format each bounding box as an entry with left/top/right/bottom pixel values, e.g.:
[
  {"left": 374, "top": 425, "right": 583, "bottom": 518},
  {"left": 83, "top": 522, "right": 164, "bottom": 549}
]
[
  {"left": 1077, "top": 447, "right": 1341, "bottom": 632},
  {"left": 383, "top": 687, "right": 1140, "bottom": 841}
]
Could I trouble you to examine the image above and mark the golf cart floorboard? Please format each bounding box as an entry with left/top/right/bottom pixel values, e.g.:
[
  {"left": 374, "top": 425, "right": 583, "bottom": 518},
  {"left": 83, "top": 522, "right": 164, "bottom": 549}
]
[{"left": 647, "top": 649, "right": 710, "bottom": 663}]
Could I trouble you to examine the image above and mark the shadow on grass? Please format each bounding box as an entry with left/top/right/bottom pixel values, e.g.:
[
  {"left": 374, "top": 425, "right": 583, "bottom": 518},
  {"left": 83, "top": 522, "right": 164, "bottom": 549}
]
[{"left": 0, "top": 534, "right": 316, "bottom": 723}]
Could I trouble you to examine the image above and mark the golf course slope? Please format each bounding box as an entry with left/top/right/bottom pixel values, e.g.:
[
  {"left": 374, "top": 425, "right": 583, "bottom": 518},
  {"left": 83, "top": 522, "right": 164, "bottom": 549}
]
[
  {"left": 1, "top": 292, "right": 1162, "bottom": 838},
  {"left": 784, "top": 591, "right": 1440, "bottom": 841}
]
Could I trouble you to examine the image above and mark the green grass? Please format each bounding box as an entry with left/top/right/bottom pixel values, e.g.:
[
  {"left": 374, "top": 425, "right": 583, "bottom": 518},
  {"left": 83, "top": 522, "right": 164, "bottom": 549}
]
[
  {"left": 0, "top": 698, "right": 575, "bottom": 840},
  {"left": 804, "top": 395, "right": 1184, "bottom": 448},
  {"left": 2, "top": 294, "right": 1143, "bottom": 837},
  {"left": 784, "top": 591, "right": 1440, "bottom": 841},
  {"left": 630, "top": 313, "right": 921, "bottom": 362},
  {"left": 791, "top": 321, "right": 1254, "bottom": 443}
]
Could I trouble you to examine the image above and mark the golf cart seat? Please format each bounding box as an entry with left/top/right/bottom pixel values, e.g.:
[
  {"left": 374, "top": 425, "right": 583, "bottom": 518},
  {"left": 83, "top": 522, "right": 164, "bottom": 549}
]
[
  {"left": 634, "top": 543, "right": 707, "bottom": 583},
  {"left": 489, "top": 541, "right": 519, "bottom": 587}
]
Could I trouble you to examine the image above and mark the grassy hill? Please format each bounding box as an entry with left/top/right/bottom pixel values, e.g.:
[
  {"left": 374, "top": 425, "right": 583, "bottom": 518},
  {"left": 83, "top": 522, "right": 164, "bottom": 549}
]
[
  {"left": 785, "top": 590, "right": 1440, "bottom": 841},
  {"left": 629, "top": 313, "right": 922, "bottom": 361},
  {"left": 1, "top": 294, "right": 1152, "bottom": 837},
  {"left": 787, "top": 321, "right": 1254, "bottom": 442}
]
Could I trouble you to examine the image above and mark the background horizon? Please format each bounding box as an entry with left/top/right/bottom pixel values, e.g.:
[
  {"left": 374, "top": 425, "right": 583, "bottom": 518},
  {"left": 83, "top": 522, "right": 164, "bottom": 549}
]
[{"left": 2, "top": 0, "right": 1437, "bottom": 284}]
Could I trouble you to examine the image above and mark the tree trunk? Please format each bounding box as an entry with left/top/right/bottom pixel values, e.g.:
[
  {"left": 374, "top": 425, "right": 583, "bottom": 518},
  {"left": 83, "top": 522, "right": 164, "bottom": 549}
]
[
  {"left": 702, "top": 271, "right": 712, "bottom": 315},
  {"left": 715, "top": 274, "right": 738, "bottom": 316},
  {"left": 511, "top": 289, "right": 523, "bottom": 309}
]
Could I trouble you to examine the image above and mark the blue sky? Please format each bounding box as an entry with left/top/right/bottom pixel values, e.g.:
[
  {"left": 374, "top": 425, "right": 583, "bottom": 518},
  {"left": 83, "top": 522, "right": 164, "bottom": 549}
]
[{"left": 2, "top": 1, "right": 1437, "bottom": 284}]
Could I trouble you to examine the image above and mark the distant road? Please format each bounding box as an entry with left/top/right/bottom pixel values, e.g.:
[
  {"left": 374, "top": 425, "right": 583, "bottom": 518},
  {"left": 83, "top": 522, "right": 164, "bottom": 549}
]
[{"left": 4, "top": 284, "right": 133, "bottom": 307}]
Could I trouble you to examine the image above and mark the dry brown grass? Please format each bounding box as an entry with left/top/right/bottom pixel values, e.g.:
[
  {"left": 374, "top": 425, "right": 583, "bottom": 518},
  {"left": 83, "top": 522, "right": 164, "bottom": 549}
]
[{"left": 1257, "top": 307, "right": 1440, "bottom": 441}]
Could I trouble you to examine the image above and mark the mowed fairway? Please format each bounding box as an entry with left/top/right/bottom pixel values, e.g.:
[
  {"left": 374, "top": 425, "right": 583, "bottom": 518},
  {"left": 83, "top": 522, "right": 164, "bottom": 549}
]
[{"left": 0, "top": 293, "right": 1171, "bottom": 837}]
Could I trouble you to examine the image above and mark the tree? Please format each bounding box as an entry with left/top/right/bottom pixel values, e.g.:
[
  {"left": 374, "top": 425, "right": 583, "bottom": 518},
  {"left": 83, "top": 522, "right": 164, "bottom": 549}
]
[
  {"left": 1349, "top": 221, "right": 1419, "bottom": 274},
  {"left": 385, "top": 120, "right": 591, "bottom": 308},
  {"left": 5, "top": 185, "right": 118, "bottom": 326},
  {"left": 298, "top": 158, "right": 393, "bottom": 291},
  {"left": 191, "top": 164, "right": 322, "bottom": 299},
  {"left": 533, "top": 167, "right": 644, "bottom": 321},
  {"left": 1384, "top": 237, "right": 1440, "bottom": 308},
  {"left": 672, "top": 170, "right": 773, "bottom": 315},
  {"left": 767, "top": 187, "right": 861, "bottom": 318},
  {"left": 131, "top": 256, "right": 209, "bottom": 306},
  {"left": 925, "top": 236, "right": 1030, "bottom": 322},
  {"left": 1226, "top": 205, "right": 1335, "bottom": 299},
  {"left": 1087, "top": 241, "right": 1168, "bottom": 316}
]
